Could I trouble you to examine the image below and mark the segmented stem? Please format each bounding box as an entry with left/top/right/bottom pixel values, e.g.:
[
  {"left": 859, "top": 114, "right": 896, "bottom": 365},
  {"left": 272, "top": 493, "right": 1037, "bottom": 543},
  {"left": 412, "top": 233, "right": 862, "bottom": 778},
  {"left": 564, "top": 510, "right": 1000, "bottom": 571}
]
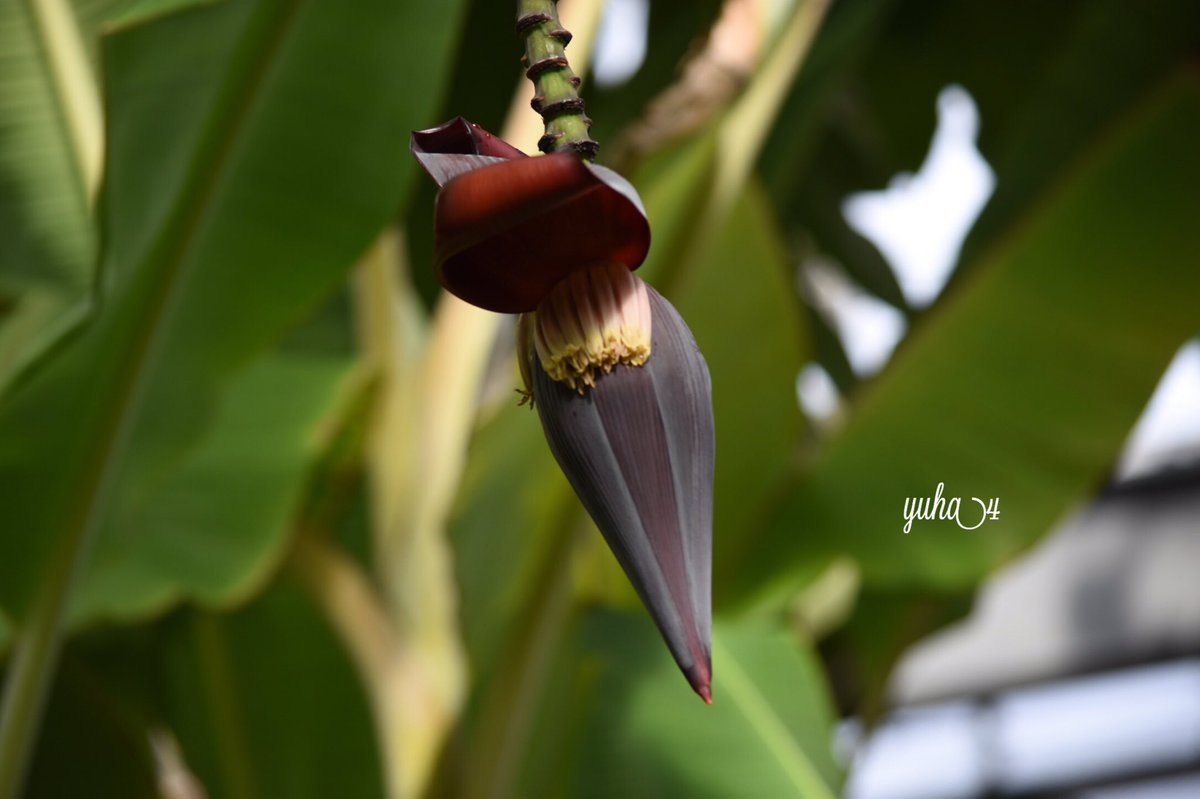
[{"left": 516, "top": 0, "right": 598, "bottom": 158}]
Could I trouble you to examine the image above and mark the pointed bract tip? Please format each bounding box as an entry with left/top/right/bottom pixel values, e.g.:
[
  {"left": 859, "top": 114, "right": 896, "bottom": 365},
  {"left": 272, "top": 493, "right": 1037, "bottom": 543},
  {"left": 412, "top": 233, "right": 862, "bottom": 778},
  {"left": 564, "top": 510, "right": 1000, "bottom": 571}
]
[{"left": 688, "top": 660, "right": 713, "bottom": 704}]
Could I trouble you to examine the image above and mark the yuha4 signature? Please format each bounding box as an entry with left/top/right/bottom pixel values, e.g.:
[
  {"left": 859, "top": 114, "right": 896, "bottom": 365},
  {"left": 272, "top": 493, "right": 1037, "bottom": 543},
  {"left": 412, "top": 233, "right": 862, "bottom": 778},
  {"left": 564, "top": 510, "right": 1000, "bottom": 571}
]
[{"left": 903, "top": 482, "right": 1000, "bottom": 534}]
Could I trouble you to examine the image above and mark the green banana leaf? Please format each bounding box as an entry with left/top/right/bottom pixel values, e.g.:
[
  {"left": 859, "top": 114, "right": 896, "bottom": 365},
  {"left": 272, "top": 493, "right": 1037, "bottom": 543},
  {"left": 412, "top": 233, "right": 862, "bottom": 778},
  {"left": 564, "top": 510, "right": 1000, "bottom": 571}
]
[
  {"left": 728, "top": 74, "right": 1200, "bottom": 602},
  {"left": 0, "top": 0, "right": 467, "bottom": 625},
  {"left": 516, "top": 613, "right": 841, "bottom": 799},
  {"left": 68, "top": 352, "right": 351, "bottom": 629},
  {"left": 0, "top": 0, "right": 98, "bottom": 390}
]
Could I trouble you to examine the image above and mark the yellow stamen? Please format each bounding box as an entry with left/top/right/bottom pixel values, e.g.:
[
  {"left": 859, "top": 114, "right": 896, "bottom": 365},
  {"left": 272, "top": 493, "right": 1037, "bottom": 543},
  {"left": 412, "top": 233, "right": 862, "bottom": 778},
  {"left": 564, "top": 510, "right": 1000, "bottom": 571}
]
[
  {"left": 527, "top": 262, "right": 652, "bottom": 395},
  {"left": 587, "top": 265, "right": 624, "bottom": 370}
]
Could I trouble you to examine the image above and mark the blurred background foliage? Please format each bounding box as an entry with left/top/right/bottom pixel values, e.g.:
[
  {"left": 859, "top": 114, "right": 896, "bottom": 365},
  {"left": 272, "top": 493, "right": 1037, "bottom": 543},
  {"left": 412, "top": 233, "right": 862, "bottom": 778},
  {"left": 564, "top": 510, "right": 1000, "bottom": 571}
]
[{"left": 0, "top": 0, "right": 1197, "bottom": 796}]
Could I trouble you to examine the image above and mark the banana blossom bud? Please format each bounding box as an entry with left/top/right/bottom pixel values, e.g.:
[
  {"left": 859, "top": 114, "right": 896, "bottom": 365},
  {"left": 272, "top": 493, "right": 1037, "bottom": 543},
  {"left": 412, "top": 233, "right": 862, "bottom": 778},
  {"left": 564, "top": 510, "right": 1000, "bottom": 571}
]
[{"left": 412, "top": 119, "right": 715, "bottom": 702}]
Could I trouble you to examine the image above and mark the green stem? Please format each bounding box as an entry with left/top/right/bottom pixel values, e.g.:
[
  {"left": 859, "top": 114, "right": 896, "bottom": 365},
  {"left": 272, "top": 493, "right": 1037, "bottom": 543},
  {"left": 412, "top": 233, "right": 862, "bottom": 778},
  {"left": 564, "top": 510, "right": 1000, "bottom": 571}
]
[
  {"left": 516, "top": 0, "right": 598, "bottom": 158},
  {"left": 192, "top": 614, "right": 259, "bottom": 799},
  {"left": 467, "top": 506, "right": 583, "bottom": 799},
  {"left": 0, "top": 554, "right": 80, "bottom": 797}
]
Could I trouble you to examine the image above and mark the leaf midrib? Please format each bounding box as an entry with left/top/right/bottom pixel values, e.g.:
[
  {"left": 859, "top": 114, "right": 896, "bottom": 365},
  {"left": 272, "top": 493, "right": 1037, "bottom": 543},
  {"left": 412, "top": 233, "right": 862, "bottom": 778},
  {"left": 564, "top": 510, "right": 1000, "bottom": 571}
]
[
  {"left": 23, "top": 0, "right": 103, "bottom": 205},
  {"left": 77, "top": 0, "right": 305, "bottom": 579},
  {"left": 713, "top": 635, "right": 837, "bottom": 799}
]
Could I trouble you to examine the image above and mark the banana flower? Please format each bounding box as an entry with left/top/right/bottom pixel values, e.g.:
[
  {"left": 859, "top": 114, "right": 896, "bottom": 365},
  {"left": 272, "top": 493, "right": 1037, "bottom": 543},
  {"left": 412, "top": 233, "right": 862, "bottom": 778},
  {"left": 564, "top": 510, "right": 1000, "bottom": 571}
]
[{"left": 412, "top": 118, "right": 715, "bottom": 702}]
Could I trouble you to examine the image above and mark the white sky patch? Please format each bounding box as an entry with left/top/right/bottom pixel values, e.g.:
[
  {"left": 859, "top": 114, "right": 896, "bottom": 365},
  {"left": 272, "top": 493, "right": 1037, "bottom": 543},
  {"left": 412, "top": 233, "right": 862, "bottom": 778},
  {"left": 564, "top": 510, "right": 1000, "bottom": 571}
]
[
  {"left": 845, "top": 660, "right": 1200, "bottom": 799},
  {"left": 592, "top": 0, "right": 649, "bottom": 89},
  {"left": 797, "top": 362, "right": 841, "bottom": 422},
  {"left": 843, "top": 85, "right": 995, "bottom": 308},
  {"left": 992, "top": 661, "right": 1200, "bottom": 793},
  {"left": 803, "top": 260, "right": 907, "bottom": 377},
  {"left": 1117, "top": 340, "right": 1200, "bottom": 480}
]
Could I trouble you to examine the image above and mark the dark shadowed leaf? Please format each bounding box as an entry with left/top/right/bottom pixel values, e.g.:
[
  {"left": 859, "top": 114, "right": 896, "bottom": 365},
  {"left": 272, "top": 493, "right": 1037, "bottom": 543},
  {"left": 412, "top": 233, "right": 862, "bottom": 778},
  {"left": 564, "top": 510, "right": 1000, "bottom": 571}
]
[
  {"left": 159, "top": 582, "right": 384, "bottom": 799},
  {"left": 23, "top": 664, "right": 159, "bottom": 799},
  {"left": 822, "top": 587, "right": 973, "bottom": 721},
  {"left": 956, "top": 0, "right": 1200, "bottom": 274}
]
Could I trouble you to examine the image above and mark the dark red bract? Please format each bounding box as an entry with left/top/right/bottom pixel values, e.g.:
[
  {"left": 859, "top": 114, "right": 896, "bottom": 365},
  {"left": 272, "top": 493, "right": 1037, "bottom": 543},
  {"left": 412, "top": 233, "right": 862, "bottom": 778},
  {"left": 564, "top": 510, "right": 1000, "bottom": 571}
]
[{"left": 411, "top": 118, "right": 650, "bottom": 313}]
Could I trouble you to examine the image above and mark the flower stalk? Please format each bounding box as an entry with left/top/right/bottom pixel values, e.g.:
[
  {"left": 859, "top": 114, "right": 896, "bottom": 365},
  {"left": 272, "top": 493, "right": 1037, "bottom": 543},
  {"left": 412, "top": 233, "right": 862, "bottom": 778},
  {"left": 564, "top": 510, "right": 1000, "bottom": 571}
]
[{"left": 516, "top": 0, "right": 598, "bottom": 158}]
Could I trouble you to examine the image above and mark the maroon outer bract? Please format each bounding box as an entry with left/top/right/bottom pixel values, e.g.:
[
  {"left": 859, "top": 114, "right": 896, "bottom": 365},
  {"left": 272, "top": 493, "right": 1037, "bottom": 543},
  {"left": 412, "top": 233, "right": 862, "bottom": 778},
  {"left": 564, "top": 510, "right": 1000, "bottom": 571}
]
[
  {"left": 410, "top": 116, "right": 527, "bottom": 185},
  {"left": 410, "top": 118, "right": 651, "bottom": 313},
  {"left": 530, "top": 287, "right": 715, "bottom": 701}
]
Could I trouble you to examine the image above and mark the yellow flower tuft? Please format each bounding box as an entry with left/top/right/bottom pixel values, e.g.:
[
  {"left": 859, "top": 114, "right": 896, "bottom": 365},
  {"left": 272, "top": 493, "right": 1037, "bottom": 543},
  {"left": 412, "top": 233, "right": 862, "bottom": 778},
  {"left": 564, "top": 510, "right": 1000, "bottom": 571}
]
[{"left": 525, "top": 263, "right": 652, "bottom": 395}]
